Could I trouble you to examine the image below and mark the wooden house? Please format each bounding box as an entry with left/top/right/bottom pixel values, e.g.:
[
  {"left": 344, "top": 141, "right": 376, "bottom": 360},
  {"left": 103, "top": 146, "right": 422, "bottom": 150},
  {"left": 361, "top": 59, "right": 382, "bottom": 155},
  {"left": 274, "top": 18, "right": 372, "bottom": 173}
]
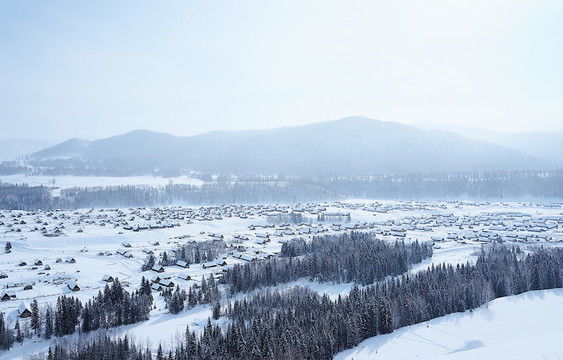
[
  {"left": 177, "top": 273, "right": 191, "bottom": 281},
  {"left": 151, "top": 265, "right": 165, "bottom": 273},
  {"left": 18, "top": 301, "right": 32, "bottom": 318},
  {"left": 176, "top": 260, "right": 189, "bottom": 269},
  {"left": 102, "top": 274, "right": 114, "bottom": 283},
  {"left": 67, "top": 280, "right": 80, "bottom": 292},
  {"left": 159, "top": 279, "right": 174, "bottom": 288}
]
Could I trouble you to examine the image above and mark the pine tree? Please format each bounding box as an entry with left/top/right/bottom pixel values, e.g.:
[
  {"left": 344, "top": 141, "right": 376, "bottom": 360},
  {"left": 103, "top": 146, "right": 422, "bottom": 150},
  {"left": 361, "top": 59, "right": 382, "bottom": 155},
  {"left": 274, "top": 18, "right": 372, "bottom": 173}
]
[
  {"left": 213, "top": 301, "right": 221, "bottom": 320},
  {"left": 31, "top": 299, "right": 40, "bottom": 336},
  {"left": 44, "top": 307, "right": 53, "bottom": 339},
  {"left": 15, "top": 320, "right": 22, "bottom": 343},
  {"left": 156, "top": 344, "right": 164, "bottom": 360}
]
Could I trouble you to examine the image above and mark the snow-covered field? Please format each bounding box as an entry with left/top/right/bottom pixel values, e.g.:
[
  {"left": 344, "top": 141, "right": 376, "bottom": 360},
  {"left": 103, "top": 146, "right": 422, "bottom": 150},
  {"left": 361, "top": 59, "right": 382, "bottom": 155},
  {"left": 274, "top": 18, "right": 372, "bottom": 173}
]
[
  {"left": 0, "top": 199, "right": 561, "bottom": 358},
  {"left": 0, "top": 174, "right": 204, "bottom": 192},
  {"left": 335, "top": 289, "right": 563, "bottom": 360}
]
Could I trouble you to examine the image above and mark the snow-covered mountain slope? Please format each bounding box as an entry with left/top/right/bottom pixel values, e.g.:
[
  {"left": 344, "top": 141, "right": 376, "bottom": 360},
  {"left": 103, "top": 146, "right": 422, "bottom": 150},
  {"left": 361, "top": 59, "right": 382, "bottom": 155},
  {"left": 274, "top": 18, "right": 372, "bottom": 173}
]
[{"left": 336, "top": 289, "right": 563, "bottom": 360}]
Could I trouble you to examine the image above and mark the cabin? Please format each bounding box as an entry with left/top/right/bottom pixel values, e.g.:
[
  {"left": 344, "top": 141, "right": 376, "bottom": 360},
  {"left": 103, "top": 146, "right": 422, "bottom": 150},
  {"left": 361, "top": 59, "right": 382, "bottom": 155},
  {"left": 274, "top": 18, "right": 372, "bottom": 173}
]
[
  {"left": 151, "top": 283, "right": 162, "bottom": 291},
  {"left": 122, "top": 241, "right": 132, "bottom": 248},
  {"left": 67, "top": 280, "right": 80, "bottom": 292},
  {"left": 177, "top": 273, "right": 191, "bottom": 281},
  {"left": 0, "top": 291, "right": 10, "bottom": 301},
  {"left": 176, "top": 260, "right": 189, "bottom": 269},
  {"left": 34, "top": 259, "right": 43, "bottom": 266},
  {"left": 44, "top": 264, "right": 51, "bottom": 271},
  {"left": 18, "top": 301, "right": 32, "bottom": 318},
  {"left": 202, "top": 262, "right": 217, "bottom": 269},
  {"left": 238, "top": 254, "right": 257, "bottom": 262},
  {"left": 18, "top": 261, "right": 27, "bottom": 267},
  {"left": 122, "top": 252, "right": 133, "bottom": 258},
  {"left": 55, "top": 258, "right": 63, "bottom": 263},
  {"left": 151, "top": 265, "right": 165, "bottom": 273},
  {"left": 150, "top": 274, "right": 161, "bottom": 283},
  {"left": 0, "top": 272, "right": 7, "bottom": 279},
  {"left": 102, "top": 274, "right": 114, "bottom": 283},
  {"left": 159, "top": 279, "right": 174, "bottom": 288},
  {"left": 65, "top": 257, "right": 76, "bottom": 264},
  {"left": 23, "top": 283, "right": 33, "bottom": 290},
  {"left": 142, "top": 248, "right": 154, "bottom": 255}
]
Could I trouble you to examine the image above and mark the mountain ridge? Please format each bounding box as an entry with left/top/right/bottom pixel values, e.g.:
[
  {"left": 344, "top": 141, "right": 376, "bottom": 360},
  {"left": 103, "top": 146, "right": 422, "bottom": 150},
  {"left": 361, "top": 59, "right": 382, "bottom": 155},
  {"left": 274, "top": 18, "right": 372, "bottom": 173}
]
[{"left": 30, "top": 117, "right": 555, "bottom": 175}]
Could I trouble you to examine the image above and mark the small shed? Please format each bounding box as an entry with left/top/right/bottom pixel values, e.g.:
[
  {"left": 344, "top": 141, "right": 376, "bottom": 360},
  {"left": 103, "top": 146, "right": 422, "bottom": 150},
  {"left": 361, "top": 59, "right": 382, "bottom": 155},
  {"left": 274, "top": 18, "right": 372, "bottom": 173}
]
[
  {"left": 102, "top": 274, "right": 114, "bottom": 283},
  {"left": 23, "top": 283, "right": 33, "bottom": 290}
]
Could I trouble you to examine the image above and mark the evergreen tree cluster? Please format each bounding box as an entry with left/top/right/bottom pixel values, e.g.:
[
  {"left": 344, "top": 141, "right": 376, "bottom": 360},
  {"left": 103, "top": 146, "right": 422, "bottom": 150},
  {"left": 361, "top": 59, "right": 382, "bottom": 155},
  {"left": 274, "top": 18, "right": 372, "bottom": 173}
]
[
  {"left": 222, "top": 233, "right": 433, "bottom": 295},
  {"left": 0, "top": 312, "right": 14, "bottom": 350},
  {"left": 163, "top": 274, "right": 220, "bottom": 313},
  {"left": 0, "top": 184, "right": 56, "bottom": 210},
  {"left": 174, "top": 240, "right": 226, "bottom": 265},
  {"left": 0, "top": 279, "right": 153, "bottom": 352},
  {"left": 46, "top": 334, "right": 152, "bottom": 360},
  {"left": 28, "top": 244, "right": 563, "bottom": 360},
  {"left": 54, "top": 296, "right": 82, "bottom": 337},
  {"left": 81, "top": 278, "right": 153, "bottom": 333},
  {"left": 2, "top": 170, "right": 562, "bottom": 210},
  {"left": 165, "top": 286, "right": 187, "bottom": 314}
]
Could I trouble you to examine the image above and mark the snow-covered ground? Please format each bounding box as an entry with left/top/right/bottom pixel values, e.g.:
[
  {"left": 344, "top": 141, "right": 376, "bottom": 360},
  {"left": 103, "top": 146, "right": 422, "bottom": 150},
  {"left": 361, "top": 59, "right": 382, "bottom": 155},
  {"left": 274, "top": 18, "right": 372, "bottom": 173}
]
[
  {"left": 0, "top": 199, "right": 561, "bottom": 358},
  {"left": 0, "top": 174, "right": 204, "bottom": 191},
  {"left": 335, "top": 289, "right": 563, "bottom": 360}
]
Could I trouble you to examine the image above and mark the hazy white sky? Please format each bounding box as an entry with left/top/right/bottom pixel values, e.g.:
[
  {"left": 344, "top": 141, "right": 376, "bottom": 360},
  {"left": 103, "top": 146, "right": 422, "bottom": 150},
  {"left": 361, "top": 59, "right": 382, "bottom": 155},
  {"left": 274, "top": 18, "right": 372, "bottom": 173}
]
[{"left": 1, "top": 0, "right": 562, "bottom": 141}]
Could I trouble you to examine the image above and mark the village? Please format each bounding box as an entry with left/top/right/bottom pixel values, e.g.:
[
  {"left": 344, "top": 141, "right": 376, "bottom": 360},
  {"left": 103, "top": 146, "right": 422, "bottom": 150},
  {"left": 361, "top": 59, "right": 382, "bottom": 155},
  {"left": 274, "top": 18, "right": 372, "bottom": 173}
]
[{"left": 0, "top": 200, "right": 562, "bottom": 328}]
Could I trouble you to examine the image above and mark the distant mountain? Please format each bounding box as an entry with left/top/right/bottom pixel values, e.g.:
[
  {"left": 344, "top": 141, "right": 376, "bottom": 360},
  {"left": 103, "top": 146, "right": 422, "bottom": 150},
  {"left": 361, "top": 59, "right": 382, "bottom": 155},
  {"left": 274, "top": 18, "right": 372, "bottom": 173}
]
[
  {"left": 416, "top": 122, "right": 563, "bottom": 166},
  {"left": 30, "top": 117, "right": 555, "bottom": 175},
  {"left": 0, "top": 138, "right": 54, "bottom": 160}
]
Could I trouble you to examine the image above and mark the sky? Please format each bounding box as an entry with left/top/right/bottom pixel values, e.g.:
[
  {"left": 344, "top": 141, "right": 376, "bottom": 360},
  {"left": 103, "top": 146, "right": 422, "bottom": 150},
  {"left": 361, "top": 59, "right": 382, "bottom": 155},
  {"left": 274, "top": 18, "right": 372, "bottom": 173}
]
[{"left": 1, "top": 0, "right": 562, "bottom": 142}]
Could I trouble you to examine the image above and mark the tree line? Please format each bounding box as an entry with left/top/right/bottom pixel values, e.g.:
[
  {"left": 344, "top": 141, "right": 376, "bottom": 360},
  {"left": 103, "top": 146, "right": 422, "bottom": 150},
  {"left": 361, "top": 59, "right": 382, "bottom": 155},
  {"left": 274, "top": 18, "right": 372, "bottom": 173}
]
[{"left": 3, "top": 170, "right": 561, "bottom": 210}]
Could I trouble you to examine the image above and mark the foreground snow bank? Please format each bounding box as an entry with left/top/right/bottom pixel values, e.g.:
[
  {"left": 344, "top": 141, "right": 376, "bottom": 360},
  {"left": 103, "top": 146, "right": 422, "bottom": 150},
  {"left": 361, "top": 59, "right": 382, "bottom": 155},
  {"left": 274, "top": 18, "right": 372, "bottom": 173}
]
[{"left": 335, "top": 288, "right": 563, "bottom": 360}]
